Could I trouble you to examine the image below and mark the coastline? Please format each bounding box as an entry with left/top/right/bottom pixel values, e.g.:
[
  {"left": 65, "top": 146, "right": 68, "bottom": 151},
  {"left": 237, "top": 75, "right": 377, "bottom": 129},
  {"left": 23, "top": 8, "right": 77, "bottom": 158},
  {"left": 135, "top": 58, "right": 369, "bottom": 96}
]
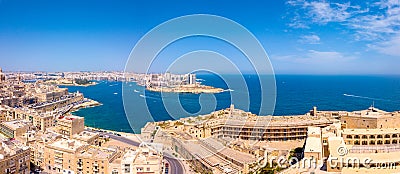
[
  {"left": 85, "top": 126, "right": 140, "bottom": 137},
  {"left": 71, "top": 98, "right": 102, "bottom": 112},
  {"left": 44, "top": 79, "right": 98, "bottom": 87},
  {"left": 70, "top": 97, "right": 137, "bottom": 134},
  {"left": 62, "top": 75, "right": 400, "bottom": 136},
  {"left": 57, "top": 82, "right": 98, "bottom": 87},
  {"left": 146, "top": 84, "right": 224, "bottom": 94}
]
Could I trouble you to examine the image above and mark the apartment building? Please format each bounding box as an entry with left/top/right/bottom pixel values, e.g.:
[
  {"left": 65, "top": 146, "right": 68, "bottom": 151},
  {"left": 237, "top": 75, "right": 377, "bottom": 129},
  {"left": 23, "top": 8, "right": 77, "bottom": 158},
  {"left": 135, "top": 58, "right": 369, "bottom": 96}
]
[
  {"left": 44, "top": 138, "right": 87, "bottom": 173},
  {"left": 0, "top": 120, "right": 30, "bottom": 139},
  {"left": 76, "top": 146, "right": 120, "bottom": 174},
  {"left": 0, "top": 139, "right": 31, "bottom": 174},
  {"left": 29, "top": 131, "right": 62, "bottom": 170},
  {"left": 56, "top": 115, "right": 84, "bottom": 138},
  {"left": 120, "top": 145, "right": 163, "bottom": 174}
]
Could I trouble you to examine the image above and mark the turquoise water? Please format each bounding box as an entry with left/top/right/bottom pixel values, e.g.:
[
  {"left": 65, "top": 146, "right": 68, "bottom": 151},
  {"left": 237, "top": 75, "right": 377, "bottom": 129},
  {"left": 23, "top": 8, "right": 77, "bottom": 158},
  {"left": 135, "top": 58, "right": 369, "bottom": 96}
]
[{"left": 65, "top": 75, "right": 400, "bottom": 133}]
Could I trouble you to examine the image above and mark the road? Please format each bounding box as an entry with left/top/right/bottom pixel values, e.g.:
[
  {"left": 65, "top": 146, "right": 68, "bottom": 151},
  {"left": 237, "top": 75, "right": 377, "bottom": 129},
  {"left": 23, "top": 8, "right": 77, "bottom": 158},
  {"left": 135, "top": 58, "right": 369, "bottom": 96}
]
[
  {"left": 92, "top": 130, "right": 185, "bottom": 174},
  {"left": 84, "top": 128, "right": 140, "bottom": 146},
  {"left": 105, "top": 133, "right": 141, "bottom": 146},
  {"left": 165, "top": 157, "right": 184, "bottom": 174}
]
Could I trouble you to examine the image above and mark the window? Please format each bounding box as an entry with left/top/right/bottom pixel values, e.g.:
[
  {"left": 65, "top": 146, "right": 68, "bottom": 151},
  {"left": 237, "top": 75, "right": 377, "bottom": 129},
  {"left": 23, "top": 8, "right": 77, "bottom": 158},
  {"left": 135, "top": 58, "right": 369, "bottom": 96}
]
[
  {"left": 370, "top": 140, "right": 375, "bottom": 145},
  {"left": 369, "top": 135, "right": 375, "bottom": 139},
  {"left": 124, "top": 164, "right": 130, "bottom": 173}
]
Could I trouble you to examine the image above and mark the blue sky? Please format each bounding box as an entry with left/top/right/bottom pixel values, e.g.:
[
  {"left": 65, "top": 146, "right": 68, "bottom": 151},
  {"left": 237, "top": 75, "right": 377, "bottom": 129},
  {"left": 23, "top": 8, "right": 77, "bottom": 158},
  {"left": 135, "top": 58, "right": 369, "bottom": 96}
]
[{"left": 0, "top": 0, "right": 399, "bottom": 74}]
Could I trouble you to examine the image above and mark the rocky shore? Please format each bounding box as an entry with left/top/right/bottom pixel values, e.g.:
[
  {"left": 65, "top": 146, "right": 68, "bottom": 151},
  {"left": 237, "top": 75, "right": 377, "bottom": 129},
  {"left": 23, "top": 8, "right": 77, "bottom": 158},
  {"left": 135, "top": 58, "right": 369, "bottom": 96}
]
[{"left": 71, "top": 99, "right": 102, "bottom": 111}]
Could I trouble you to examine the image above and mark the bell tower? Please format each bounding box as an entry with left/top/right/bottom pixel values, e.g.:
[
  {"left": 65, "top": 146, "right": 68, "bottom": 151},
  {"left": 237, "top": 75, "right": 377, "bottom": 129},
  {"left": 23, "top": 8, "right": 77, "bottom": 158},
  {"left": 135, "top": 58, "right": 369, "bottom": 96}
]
[{"left": 0, "top": 68, "right": 5, "bottom": 82}]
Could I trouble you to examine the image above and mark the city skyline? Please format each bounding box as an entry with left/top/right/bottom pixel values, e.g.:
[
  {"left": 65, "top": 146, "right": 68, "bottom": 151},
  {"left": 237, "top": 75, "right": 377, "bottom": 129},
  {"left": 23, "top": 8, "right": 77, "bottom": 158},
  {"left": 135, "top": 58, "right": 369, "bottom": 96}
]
[
  {"left": 1, "top": 0, "right": 399, "bottom": 74},
  {"left": 2, "top": 1, "right": 400, "bottom": 173}
]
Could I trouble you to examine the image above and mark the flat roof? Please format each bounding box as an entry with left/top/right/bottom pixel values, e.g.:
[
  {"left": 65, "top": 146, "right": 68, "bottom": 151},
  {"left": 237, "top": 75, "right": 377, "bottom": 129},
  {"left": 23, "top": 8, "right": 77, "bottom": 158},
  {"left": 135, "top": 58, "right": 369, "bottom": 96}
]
[
  {"left": 308, "top": 126, "right": 321, "bottom": 135},
  {"left": 220, "top": 148, "right": 256, "bottom": 164},
  {"left": 1, "top": 120, "right": 28, "bottom": 130},
  {"left": 47, "top": 138, "right": 86, "bottom": 152},
  {"left": 327, "top": 137, "right": 345, "bottom": 157},
  {"left": 304, "top": 137, "right": 322, "bottom": 153},
  {"left": 72, "top": 131, "right": 99, "bottom": 141},
  {"left": 78, "top": 146, "right": 117, "bottom": 160}
]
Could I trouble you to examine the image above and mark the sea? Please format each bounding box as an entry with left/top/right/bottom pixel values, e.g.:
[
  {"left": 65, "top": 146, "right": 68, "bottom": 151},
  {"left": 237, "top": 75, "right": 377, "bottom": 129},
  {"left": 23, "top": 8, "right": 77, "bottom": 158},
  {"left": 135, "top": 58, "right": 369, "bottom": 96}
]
[{"left": 62, "top": 74, "right": 400, "bottom": 134}]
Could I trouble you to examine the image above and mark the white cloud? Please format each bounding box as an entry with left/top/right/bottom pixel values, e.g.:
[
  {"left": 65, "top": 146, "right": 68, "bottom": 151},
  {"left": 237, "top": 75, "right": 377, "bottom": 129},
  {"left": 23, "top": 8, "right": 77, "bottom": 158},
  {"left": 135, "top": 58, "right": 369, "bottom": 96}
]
[
  {"left": 273, "top": 50, "right": 356, "bottom": 64},
  {"left": 287, "top": 0, "right": 400, "bottom": 56},
  {"left": 287, "top": 0, "right": 399, "bottom": 39},
  {"left": 287, "top": 0, "right": 365, "bottom": 27},
  {"left": 305, "top": 1, "right": 354, "bottom": 24},
  {"left": 271, "top": 50, "right": 358, "bottom": 74},
  {"left": 299, "top": 34, "right": 321, "bottom": 44},
  {"left": 348, "top": 1, "right": 400, "bottom": 41},
  {"left": 297, "top": 50, "right": 356, "bottom": 63},
  {"left": 368, "top": 35, "right": 400, "bottom": 56}
]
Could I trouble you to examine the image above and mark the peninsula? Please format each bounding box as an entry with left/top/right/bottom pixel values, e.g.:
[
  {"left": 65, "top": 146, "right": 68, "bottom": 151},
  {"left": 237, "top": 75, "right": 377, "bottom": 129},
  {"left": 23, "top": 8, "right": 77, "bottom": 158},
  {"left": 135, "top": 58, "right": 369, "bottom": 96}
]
[
  {"left": 44, "top": 78, "right": 97, "bottom": 87},
  {"left": 133, "top": 72, "right": 224, "bottom": 94}
]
